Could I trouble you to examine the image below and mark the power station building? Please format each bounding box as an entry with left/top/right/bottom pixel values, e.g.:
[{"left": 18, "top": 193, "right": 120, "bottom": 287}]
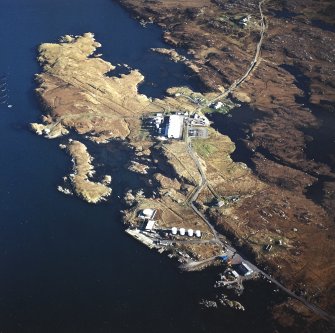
[{"left": 164, "top": 114, "right": 184, "bottom": 139}]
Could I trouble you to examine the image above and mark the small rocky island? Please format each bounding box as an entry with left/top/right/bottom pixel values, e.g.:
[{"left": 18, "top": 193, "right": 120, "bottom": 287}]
[{"left": 60, "top": 140, "right": 112, "bottom": 203}]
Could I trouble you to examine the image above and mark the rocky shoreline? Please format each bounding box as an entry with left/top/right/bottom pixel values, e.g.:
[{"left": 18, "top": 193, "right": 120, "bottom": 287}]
[
  {"left": 59, "top": 140, "right": 112, "bottom": 204},
  {"left": 31, "top": 11, "right": 335, "bottom": 329},
  {"left": 114, "top": 1, "right": 335, "bottom": 330}
]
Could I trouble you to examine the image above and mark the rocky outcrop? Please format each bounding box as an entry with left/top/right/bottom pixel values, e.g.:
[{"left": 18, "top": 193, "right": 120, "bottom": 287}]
[
  {"left": 32, "top": 29, "right": 335, "bottom": 330},
  {"left": 127, "top": 161, "right": 150, "bottom": 174},
  {"left": 151, "top": 48, "right": 187, "bottom": 63},
  {"left": 61, "top": 140, "right": 112, "bottom": 204},
  {"left": 32, "top": 33, "right": 151, "bottom": 142},
  {"left": 116, "top": 1, "right": 335, "bottom": 328}
]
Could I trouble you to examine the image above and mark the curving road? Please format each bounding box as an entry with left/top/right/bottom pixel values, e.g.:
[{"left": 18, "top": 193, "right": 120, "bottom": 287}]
[
  {"left": 197, "top": 0, "right": 267, "bottom": 111},
  {"left": 184, "top": 0, "right": 335, "bottom": 324}
]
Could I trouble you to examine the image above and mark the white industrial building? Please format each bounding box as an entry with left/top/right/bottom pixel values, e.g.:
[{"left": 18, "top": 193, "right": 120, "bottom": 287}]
[
  {"left": 145, "top": 220, "right": 155, "bottom": 231},
  {"left": 241, "top": 262, "right": 253, "bottom": 276},
  {"left": 146, "top": 111, "right": 209, "bottom": 140},
  {"left": 232, "top": 270, "right": 239, "bottom": 278},
  {"left": 189, "top": 113, "right": 210, "bottom": 126},
  {"left": 214, "top": 101, "right": 223, "bottom": 110},
  {"left": 138, "top": 208, "right": 157, "bottom": 232},
  {"left": 138, "top": 208, "right": 157, "bottom": 220},
  {"left": 164, "top": 115, "right": 184, "bottom": 139}
]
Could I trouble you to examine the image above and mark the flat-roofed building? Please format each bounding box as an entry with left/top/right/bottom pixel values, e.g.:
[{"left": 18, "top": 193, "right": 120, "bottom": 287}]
[
  {"left": 235, "top": 262, "right": 253, "bottom": 276},
  {"left": 145, "top": 220, "right": 155, "bottom": 231},
  {"left": 165, "top": 115, "right": 184, "bottom": 139}
]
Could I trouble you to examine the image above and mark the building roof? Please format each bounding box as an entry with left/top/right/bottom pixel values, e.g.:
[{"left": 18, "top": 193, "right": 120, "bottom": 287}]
[
  {"left": 145, "top": 220, "right": 155, "bottom": 231},
  {"left": 165, "top": 115, "right": 184, "bottom": 139},
  {"left": 235, "top": 262, "right": 253, "bottom": 276},
  {"left": 232, "top": 270, "right": 239, "bottom": 278},
  {"left": 139, "top": 208, "right": 156, "bottom": 220}
]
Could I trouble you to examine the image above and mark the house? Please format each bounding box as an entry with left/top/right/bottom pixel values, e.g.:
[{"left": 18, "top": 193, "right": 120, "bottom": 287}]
[
  {"left": 214, "top": 102, "right": 223, "bottom": 110},
  {"left": 231, "top": 270, "right": 239, "bottom": 278}
]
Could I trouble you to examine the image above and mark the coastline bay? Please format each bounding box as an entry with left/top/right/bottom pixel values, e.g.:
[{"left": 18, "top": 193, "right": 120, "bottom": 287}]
[{"left": 0, "top": 0, "right": 283, "bottom": 332}]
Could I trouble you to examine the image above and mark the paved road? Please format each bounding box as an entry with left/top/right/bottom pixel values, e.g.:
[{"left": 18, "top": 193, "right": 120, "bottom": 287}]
[
  {"left": 184, "top": 0, "right": 335, "bottom": 324},
  {"left": 196, "top": 0, "right": 267, "bottom": 111}
]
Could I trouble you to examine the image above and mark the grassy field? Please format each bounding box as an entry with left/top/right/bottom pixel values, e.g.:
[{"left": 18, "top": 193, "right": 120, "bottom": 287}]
[{"left": 192, "top": 138, "right": 218, "bottom": 158}]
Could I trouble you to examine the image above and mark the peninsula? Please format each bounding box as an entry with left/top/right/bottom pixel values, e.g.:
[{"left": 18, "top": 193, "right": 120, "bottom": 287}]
[
  {"left": 31, "top": 2, "right": 335, "bottom": 327},
  {"left": 115, "top": 0, "right": 335, "bottom": 330}
]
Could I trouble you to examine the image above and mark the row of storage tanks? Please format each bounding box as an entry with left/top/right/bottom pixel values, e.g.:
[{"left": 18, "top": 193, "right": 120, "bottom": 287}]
[{"left": 171, "top": 227, "right": 201, "bottom": 238}]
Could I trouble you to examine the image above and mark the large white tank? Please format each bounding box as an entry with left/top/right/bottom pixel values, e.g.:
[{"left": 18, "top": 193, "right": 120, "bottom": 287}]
[
  {"left": 179, "top": 228, "right": 186, "bottom": 236},
  {"left": 142, "top": 208, "right": 154, "bottom": 217},
  {"left": 195, "top": 230, "right": 201, "bottom": 238},
  {"left": 187, "top": 229, "right": 194, "bottom": 237},
  {"left": 171, "top": 227, "right": 178, "bottom": 235}
]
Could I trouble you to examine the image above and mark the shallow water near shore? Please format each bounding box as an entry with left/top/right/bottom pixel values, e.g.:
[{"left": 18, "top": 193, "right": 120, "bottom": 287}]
[{"left": 0, "top": 0, "right": 285, "bottom": 332}]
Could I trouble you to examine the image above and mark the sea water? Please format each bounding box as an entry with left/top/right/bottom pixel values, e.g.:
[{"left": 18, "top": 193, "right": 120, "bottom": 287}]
[{"left": 0, "top": 0, "right": 283, "bottom": 332}]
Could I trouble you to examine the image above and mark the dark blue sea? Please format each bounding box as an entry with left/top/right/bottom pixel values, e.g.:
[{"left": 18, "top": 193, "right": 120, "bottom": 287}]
[{"left": 0, "top": 0, "right": 285, "bottom": 332}]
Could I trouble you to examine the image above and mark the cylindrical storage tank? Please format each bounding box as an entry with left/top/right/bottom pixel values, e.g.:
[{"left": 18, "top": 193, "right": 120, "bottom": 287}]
[
  {"left": 143, "top": 208, "right": 153, "bottom": 217},
  {"left": 179, "top": 228, "right": 186, "bottom": 236},
  {"left": 171, "top": 227, "right": 178, "bottom": 235},
  {"left": 195, "top": 230, "right": 201, "bottom": 238},
  {"left": 187, "top": 229, "right": 194, "bottom": 237}
]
